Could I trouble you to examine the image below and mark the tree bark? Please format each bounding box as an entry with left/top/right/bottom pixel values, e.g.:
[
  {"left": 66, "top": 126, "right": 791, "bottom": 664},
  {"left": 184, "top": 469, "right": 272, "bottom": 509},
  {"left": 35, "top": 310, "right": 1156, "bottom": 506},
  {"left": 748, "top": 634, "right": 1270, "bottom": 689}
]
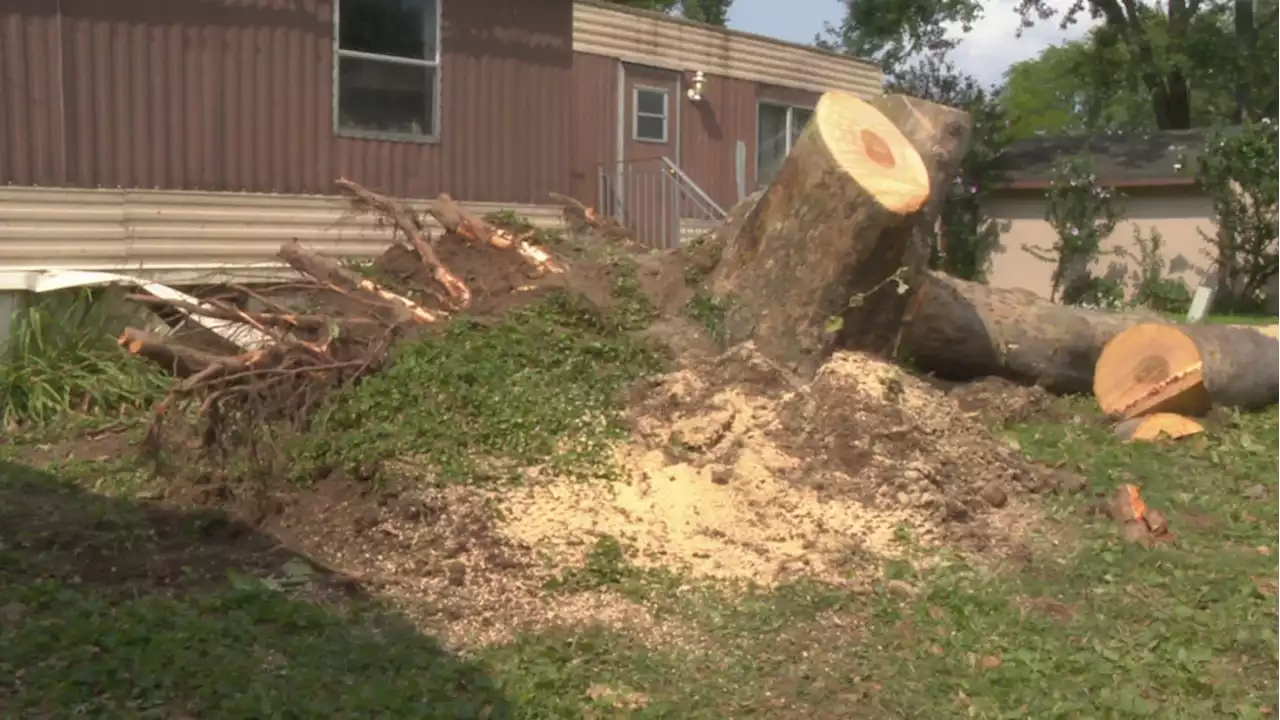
[
  {"left": 898, "top": 271, "right": 1166, "bottom": 394},
  {"left": 117, "top": 328, "right": 242, "bottom": 379},
  {"left": 1094, "top": 322, "right": 1279, "bottom": 419},
  {"left": 710, "top": 90, "right": 935, "bottom": 375},
  {"left": 870, "top": 93, "right": 973, "bottom": 350}
]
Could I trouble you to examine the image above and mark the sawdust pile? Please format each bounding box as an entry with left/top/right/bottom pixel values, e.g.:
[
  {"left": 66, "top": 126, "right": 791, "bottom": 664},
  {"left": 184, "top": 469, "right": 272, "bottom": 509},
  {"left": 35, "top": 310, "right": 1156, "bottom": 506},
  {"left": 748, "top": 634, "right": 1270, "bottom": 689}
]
[{"left": 499, "top": 344, "right": 1052, "bottom": 587}]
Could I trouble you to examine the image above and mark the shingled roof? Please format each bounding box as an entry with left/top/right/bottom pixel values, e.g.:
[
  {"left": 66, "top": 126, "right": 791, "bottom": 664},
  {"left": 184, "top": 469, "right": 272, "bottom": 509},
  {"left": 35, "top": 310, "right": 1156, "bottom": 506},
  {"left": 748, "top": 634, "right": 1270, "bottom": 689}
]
[{"left": 994, "top": 128, "right": 1222, "bottom": 189}]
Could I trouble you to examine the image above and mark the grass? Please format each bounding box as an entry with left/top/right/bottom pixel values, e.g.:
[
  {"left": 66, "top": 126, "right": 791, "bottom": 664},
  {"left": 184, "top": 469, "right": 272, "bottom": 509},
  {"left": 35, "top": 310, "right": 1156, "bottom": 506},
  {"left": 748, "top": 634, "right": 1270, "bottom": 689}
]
[
  {"left": 296, "top": 294, "right": 663, "bottom": 485},
  {"left": 0, "top": 288, "right": 170, "bottom": 429},
  {"left": 2, "top": 400, "right": 1275, "bottom": 717},
  {"left": 2, "top": 295, "right": 1276, "bottom": 716}
]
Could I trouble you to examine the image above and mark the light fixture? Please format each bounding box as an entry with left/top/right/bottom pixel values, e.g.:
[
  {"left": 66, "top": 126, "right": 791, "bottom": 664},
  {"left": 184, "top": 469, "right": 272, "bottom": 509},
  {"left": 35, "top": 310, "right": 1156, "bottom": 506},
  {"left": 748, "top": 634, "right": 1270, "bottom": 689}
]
[{"left": 686, "top": 71, "right": 707, "bottom": 102}]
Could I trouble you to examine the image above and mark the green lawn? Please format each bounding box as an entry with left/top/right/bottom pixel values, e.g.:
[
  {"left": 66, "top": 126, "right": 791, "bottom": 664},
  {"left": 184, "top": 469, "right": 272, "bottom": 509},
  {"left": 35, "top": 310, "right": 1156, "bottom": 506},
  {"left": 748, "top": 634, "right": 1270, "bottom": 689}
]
[{"left": 2, "top": 401, "right": 1276, "bottom": 718}]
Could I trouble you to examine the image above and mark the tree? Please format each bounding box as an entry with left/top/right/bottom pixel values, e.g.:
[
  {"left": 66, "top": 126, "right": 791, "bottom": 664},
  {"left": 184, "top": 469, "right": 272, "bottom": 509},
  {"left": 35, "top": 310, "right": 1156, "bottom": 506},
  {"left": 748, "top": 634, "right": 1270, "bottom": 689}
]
[
  {"left": 602, "top": 0, "right": 732, "bottom": 25},
  {"left": 818, "top": 0, "right": 1276, "bottom": 129},
  {"left": 1000, "top": 38, "right": 1152, "bottom": 138}
]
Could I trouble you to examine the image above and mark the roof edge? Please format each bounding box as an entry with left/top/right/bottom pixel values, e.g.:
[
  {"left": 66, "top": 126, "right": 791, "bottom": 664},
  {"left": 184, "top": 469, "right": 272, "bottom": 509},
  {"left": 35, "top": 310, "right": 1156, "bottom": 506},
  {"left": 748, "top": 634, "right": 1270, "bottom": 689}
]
[{"left": 572, "top": 0, "right": 880, "bottom": 72}]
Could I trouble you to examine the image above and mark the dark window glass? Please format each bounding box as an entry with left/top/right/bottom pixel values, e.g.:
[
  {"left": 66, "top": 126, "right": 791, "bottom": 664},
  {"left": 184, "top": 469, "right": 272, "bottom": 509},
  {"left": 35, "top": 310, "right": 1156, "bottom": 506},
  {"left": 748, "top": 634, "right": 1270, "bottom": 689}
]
[
  {"left": 339, "top": 0, "right": 437, "bottom": 60},
  {"left": 337, "top": 55, "right": 435, "bottom": 136},
  {"left": 636, "top": 89, "right": 667, "bottom": 117},
  {"left": 636, "top": 114, "right": 667, "bottom": 142}
]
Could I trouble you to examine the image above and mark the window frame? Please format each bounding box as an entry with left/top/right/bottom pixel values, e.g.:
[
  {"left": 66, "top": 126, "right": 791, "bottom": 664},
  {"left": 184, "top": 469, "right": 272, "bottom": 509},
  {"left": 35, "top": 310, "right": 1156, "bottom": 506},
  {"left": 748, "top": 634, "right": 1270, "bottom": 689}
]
[
  {"left": 332, "top": 0, "right": 443, "bottom": 144},
  {"left": 755, "top": 101, "right": 816, "bottom": 188},
  {"left": 632, "top": 86, "right": 671, "bottom": 144}
]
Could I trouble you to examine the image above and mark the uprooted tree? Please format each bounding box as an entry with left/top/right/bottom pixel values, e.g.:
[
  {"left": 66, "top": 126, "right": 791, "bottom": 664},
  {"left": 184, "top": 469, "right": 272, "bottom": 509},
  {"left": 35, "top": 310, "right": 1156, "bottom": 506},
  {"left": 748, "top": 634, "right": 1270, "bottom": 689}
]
[{"left": 117, "top": 181, "right": 572, "bottom": 465}]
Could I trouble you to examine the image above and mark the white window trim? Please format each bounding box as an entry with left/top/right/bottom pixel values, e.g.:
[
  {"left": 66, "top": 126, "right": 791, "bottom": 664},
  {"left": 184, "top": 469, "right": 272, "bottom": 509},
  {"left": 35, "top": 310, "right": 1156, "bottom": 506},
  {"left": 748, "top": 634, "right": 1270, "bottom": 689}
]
[
  {"left": 333, "top": 0, "right": 443, "bottom": 143},
  {"left": 755, "top": 101, "right": 815, "bottom": 187},
  {"left": 632, "top": 86, "right": 670, "bottom": 144}
]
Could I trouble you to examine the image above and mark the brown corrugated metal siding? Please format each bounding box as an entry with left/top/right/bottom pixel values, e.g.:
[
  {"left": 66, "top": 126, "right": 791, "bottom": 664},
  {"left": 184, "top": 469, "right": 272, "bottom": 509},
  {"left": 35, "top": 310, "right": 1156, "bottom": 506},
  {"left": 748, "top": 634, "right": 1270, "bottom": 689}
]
[
  {"left": 568, "top": 52, "right": 616, "bottom": 204},
  {"left": 678, "top": 77, "right": 820, "bottom": 210},
  {"left": 0, "top": 0, "right": 577, "bottom": 203}
]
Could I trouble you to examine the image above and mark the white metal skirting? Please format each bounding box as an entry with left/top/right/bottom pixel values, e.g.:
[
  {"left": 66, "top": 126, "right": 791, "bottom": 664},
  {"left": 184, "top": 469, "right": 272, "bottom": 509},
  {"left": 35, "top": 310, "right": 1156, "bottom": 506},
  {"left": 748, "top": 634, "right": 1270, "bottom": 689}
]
[{"left": 0, "top": 187, "right": 567, "bottom": 290}]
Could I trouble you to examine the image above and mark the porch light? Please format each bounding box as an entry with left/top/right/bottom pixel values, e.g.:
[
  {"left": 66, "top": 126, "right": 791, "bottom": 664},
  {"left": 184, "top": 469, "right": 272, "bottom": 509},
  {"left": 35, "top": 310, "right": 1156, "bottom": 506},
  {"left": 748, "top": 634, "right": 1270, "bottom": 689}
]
[{"left": 687, "top": 71, "right": 707, "bottom": 102}]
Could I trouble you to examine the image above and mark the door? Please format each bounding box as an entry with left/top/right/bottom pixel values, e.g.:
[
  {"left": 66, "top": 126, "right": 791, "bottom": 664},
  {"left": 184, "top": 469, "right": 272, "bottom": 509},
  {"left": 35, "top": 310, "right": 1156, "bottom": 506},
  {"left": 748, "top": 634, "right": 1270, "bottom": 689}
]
[{"left": 615, "top": 64, "right": 680, "bottom": 247}]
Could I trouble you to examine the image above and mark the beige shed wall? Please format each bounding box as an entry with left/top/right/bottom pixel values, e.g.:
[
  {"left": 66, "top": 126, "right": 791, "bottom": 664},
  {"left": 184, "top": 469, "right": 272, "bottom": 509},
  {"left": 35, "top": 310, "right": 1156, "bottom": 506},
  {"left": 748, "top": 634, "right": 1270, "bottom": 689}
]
[{"left": 985, "top": 187, "right": 1216, "bottom": 300}]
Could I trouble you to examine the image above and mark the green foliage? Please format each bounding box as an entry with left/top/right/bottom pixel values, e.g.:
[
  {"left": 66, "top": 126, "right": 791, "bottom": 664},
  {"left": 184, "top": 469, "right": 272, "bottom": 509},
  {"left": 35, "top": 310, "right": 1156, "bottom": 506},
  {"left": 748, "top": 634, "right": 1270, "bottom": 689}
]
[
  {"left": 1126, "top": 226, "right": 1194, "bottom": 313},
  {"left": 481, "top": 209, "right": 565, "bottom": 248},
  {"left": 1196, "top": 121, "right": 1279, "bottom": 313},
  {"left": 296, "top": 295, "right": 664, "bottom": 485},
  {"left": 546, "top": 535, "right": 635, "bottom": 592},
  {"left": 0, "top": 289, "right": 169, "bottom": 428},
  {"left": 1031, "top": 155, "right": 1125, "bottom": 305},
  {"left": 600, "top": 0, "right": 732, "bottom": 25},
  {"left": 681, "top": 291, "right": 729, "bottom": 346},
  {"left": 1001, "top": 36, "right": 1157, "bottom": 138},
  {"left": 821, "top": 0, "right": 1278, "bottom": 131},
  {"left": 606, "top": 259, "right": 658, "bottom": 332}
]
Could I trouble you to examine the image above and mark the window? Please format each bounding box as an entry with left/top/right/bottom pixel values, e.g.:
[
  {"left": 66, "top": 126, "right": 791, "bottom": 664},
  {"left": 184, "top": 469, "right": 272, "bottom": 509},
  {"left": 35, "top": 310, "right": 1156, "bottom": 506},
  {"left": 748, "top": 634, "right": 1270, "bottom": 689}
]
[
  {"left": 336, "top": 0, "right": 441, "bottom": 140},
  {"left": 756, "top": 103, "right": 814, "bottom": 186},
  {"left": 633, "top": 87, "right": 670, "bottom": 143}
]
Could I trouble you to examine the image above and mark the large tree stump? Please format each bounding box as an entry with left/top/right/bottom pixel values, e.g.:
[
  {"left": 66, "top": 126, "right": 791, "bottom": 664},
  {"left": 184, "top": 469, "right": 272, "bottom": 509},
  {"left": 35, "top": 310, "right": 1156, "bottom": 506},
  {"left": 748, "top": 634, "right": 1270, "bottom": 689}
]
[
  {"left": 872, "top": 94, "right": 972, "bottom": 257},
  {"left": 870, "top": 94, "right": 973, "bottom": 355},
  {"left": 899, "top": 272, "right": 1166, "bottom": 394},
  {"left": 1094, "top": 322, "right": 1279, "bottom": 419},
  {"left": 710, "top": 90, "right": 934, "bottom": 375}
]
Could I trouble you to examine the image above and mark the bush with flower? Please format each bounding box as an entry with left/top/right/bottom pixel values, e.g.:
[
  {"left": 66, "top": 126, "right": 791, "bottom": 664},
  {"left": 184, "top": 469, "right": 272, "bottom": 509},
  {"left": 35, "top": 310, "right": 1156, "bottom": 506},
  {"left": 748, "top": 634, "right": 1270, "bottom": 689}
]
[
  {"left": 1025, "top": 154, "right": 1124, "bottom": 306},
  {"left": 1196, "top": 119, "right": 1279, "bottom": 313}
]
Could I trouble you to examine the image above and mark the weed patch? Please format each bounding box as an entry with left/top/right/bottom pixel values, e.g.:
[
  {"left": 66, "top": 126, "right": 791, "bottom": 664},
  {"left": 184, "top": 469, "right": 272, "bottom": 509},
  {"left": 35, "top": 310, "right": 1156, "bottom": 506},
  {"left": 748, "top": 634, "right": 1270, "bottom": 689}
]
[
  {"left": 681, "top": 291, "right": 729, "bottom": 346},
  {"left": 1, "top": 289, "right": 169, "bottom": 429},
  {"left": 298, "top": 298, "right": 663, "bottom": 485}
]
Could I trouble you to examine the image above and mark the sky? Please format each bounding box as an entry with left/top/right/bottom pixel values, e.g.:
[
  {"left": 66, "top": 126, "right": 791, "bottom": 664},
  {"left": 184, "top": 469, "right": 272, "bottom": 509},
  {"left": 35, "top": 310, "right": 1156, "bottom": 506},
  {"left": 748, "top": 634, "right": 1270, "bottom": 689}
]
[{"left": 726, "top": 0, "right": 1098, "bottom": 87}]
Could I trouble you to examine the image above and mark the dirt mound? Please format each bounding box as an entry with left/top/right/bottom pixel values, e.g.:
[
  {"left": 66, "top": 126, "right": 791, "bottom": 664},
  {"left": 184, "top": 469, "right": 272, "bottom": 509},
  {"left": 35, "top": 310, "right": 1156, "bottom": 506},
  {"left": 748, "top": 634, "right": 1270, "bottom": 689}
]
[
  {"left": 372, "top": 239, "right": 548, "bottom": 319},
  {"left": 498, "top": 344, "right": 1051, "bottom": 587},
  {"left": 947, "top": 376, "right": 1056, "bottom": 427}
]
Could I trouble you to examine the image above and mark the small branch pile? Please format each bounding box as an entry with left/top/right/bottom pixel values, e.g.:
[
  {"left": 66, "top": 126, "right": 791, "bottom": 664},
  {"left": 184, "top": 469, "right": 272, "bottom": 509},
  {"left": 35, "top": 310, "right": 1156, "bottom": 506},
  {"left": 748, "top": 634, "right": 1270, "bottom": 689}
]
[{"left": 119, "top": 178, "right": 569, "bottom": 464}]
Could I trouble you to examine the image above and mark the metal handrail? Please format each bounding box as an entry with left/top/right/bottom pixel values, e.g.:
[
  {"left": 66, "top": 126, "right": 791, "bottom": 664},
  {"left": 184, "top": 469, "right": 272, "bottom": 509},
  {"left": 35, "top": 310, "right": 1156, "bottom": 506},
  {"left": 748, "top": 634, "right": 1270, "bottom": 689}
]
[
  {"left": 595, "top": 157, "right": 725, "bottom": 249},
  {"left": 660, "top": 157, "right": 726, "bottom": 219}
]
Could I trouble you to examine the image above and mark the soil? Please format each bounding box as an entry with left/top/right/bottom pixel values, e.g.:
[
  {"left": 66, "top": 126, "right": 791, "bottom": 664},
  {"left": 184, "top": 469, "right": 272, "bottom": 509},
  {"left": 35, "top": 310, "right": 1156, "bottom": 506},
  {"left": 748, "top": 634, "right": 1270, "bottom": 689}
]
[
  {"left": 498, "top": 342, "right": 1054, "bottom": 587},
  {"left": 9, "top": 211, "right": 1072, "bottom": 648}
]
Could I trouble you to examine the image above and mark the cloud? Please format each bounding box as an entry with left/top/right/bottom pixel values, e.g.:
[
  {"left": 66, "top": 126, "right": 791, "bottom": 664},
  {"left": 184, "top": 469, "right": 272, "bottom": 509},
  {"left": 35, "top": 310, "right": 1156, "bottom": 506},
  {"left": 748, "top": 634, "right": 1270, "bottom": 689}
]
[{"left": 945, "top": 0, "right": 1099, "bottom": 86}]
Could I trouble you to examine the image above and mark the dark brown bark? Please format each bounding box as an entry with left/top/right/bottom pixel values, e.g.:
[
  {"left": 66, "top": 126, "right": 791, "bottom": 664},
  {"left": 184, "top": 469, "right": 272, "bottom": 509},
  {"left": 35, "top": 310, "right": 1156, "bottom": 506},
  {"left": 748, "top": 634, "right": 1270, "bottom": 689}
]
[
  {"left": 710, "top": 92, "right": 936, "bottom": 375},
  {"left": 335, "top": 178, "right": 470, "bottom": 307},
  {"left": 871, "top": 93, "right": 973, "bottom": 354},
  {"left": 899, "top": 271, "right": 1165, "bottom": 394},
  {"left": 117, "top": 328, "right": 239, "bottom": 379},
  {"left": 1173, "top": 324, "right": 1279, "bottom": 410}
]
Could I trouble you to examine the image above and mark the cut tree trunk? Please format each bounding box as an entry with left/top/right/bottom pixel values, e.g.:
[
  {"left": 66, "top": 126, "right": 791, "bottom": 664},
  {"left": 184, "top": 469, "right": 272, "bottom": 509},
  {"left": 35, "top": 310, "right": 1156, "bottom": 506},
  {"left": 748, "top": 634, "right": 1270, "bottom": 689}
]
[
  {"left": 1113, "top": 413, "right": 1204, "bottom": 442},
  {"left": 1094, "top": 322, "right": 1280, "bottom": 419},
  {"left": 871, "top": 94, "right": 972, "bottom": 273},
  {"left": 871, "top": 95, "right": 972, "bottom": 355},
  {"left": 898, "top": 272, "right": 1166, "bottom": 395},
  {"left": 710, "top": 90, "right": 936, "bottom": 375}
]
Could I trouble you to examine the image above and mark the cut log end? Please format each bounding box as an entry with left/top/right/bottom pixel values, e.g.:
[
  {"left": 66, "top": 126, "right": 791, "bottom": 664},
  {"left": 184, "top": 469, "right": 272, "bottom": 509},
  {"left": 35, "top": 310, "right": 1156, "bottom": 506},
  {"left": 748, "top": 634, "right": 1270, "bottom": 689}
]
[
  {"left": 1113, "top": 413, "right": 1205, "bottom": 443},
  {"left": 815, "top": 92, "right": 931, "bottom": 214},
  {"left": 1094, "top": 323, "right": 1207, "bottom": 419}
]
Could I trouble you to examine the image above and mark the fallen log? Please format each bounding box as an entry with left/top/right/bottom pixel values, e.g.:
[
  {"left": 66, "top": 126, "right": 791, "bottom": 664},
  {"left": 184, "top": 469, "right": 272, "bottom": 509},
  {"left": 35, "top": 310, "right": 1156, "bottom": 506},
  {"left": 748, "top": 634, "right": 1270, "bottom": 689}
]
[
  {"left": 1113, "top": 413, "right": 1204, "bottom": 442},
  {"left": 277, "top": 240, "right": 439, "bottom": 324},
  {"left": 336, "top": 178, "right": 472, "bottom": 308},
  {"left": 870, "top": 94, "right": 973, "bottom": 356},
  {"left": 124, "top": 293, "right": 383, "bottom": 337},
  {"left": 710, "top": 90, "right": 936, "bottom": 374},
  {"left": 118, "top": 328, "right": 236, "bottom": 379},
  {"left": 423, "top": 191, "right": 563, "bottom": 275},
  {"left": 1227, "top": 323, "right": 1279, "bottom": 339},
  {"left": 898, "top": 272, "right": 1166, "bottom": 395},
  {"left": 1094, "top": 322, "right": 1280, "bottom": 419}
]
